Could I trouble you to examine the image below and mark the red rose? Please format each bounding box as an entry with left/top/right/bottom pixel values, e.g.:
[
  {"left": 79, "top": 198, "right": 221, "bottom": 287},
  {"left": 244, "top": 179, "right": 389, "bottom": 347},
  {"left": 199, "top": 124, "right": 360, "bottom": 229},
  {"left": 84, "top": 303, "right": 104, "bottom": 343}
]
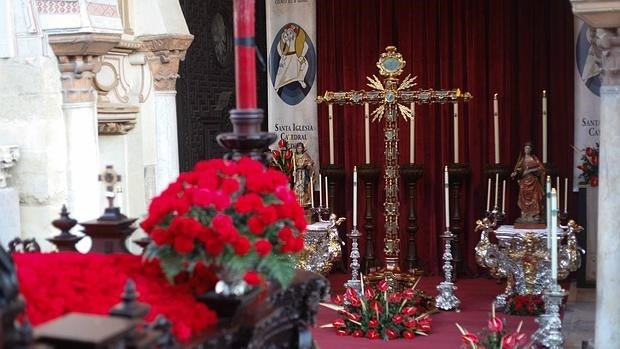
[
  {"left": 258, "top": 205, "right": 278, "bottom": 225},
  {"left": 192, "top": 189, "right": 213, "bottom": 206},
  {"left": 212, "top": 191, "right": 231, "bottom": 210},
  {"left": 243, "top": 271, "right": 262, "bottom": 286},
  {"left": 211, "top": 213, "right": 233, "bottom": 232},
  {"left": 234, "top": 193, "right": 263, "bottom": 213},
  {"left": 173, "top": 236, "right": 194, "bottom": 254},
  {"left": 254, "top": 239, "right": 272, "bottom": 256},
  {"left": 204, "top": 239, "right": 224, "bottom": 256},
  {"left": 278, "top": 226, "right": 294, "bottom": 241}
]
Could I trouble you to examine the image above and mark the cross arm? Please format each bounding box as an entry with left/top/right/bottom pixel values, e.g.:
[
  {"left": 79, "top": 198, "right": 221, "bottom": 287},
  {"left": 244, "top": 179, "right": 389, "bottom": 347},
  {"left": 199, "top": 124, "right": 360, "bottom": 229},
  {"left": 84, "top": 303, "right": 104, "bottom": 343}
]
[{"left": 317, "top": 90, "right": 385, "bottom": 105}]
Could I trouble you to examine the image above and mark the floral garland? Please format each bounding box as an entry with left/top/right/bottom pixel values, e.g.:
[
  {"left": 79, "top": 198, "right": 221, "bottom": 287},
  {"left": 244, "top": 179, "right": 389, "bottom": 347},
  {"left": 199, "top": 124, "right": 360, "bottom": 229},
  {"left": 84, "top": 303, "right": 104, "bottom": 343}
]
[
  {"left": 13, "top": 252, "right": 218, "bottom": 342},
  {"left": 456, "top": 304, "right": 530, "bottom": 349},
  {"left": 577, "top": 143, "right": 599, "bottom": 187},
  {"left": 324, "top": 279, "right": 435, "bottom": 340},
  {"left": 505, "top": 294, "right": 545, "bottom": 316}
]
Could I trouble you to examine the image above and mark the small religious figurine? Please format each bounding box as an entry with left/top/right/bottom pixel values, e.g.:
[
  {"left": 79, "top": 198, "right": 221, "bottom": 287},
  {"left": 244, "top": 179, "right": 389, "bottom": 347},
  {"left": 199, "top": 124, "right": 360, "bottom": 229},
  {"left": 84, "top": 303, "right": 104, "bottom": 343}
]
[
  {"left": 98, "top": 165, "right": 125, "bottom": 221},
  {"left": 511, "top": 142, "right": 546, "bottom": 226},
  {"left": 292, "top": 142, "right": 315, "bottom": 207}
]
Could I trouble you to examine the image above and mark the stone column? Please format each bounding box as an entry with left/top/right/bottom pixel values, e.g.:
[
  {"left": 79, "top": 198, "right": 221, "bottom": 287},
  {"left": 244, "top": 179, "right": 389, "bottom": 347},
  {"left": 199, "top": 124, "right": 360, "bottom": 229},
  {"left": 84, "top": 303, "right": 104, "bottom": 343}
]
[
  {"left": 594, "top": 28, "right": 620, "bottom": 349},
  {"left": 0, "top": 145, "right": 20, "bottom": 247},
  {"left": 50, "top": 33, "right": 120, "bottom": 222},
  {"left": 140, "top": 34, "right": 193, "bottom": 194}
]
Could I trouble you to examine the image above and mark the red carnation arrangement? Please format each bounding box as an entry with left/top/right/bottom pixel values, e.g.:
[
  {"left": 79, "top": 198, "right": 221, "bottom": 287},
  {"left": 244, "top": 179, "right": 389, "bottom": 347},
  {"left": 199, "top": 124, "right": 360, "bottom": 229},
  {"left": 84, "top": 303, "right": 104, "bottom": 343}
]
[
  {"left": 505, "top": 294, "right": 545, "bottom": 316},
  {"left": 140, "top": 157, "right": 307, "bottom": 289},
  {"left": 455, "top": 304, "right": 531, "bottom": 349},
  {"left": 325, "top": 279, "right": 435, "bottom": 340}
]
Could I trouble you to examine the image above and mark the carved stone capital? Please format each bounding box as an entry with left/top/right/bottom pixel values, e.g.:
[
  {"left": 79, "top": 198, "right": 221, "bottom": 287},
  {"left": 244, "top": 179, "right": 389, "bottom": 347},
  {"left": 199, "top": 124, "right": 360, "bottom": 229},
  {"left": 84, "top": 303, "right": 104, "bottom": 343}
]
[
  {"left": 595, "top": 28, "right": 620, "bottom": 86},
  {"left": 57, "top": 55, "right": 101, "bottom": 103},
  {"left": 139, "top": 34, "right": 194, "bottom": 91},
  {"left": 49, "top": 32, "right": 122, "bottom": 103}
]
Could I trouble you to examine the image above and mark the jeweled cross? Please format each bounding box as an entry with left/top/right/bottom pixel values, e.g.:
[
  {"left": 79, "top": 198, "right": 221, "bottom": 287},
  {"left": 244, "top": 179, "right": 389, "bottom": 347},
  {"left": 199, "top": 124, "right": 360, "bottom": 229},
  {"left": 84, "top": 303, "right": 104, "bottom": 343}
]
[{"left": 317, "top": 46, "right": 472, "bottom": 273}]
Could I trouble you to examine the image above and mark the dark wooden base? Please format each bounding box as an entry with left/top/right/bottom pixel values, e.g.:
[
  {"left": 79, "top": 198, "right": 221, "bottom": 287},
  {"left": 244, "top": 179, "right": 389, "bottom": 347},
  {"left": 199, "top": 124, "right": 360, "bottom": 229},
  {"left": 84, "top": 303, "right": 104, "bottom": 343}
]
[
  {"left": 514, "top": 222, "right": 546, "bottom": 229},
  {"left": 196, "top": 287, "right": 261, "bottom": 321}
]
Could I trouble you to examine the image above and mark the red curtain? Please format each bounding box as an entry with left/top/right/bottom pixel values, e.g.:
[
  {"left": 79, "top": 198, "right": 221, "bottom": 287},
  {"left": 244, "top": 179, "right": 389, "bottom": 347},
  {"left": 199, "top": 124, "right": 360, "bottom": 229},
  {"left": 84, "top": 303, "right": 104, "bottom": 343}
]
[{"left": 316, "top": 0, "right": 575, "bottom": 275}]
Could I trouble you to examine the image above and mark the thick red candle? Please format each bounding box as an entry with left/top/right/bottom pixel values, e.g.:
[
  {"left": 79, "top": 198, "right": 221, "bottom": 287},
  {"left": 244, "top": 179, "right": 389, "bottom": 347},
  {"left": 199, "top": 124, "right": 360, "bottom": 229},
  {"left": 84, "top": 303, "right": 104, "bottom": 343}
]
[{"left": 233, "top": 0, "right": 257, "bottom": 109}]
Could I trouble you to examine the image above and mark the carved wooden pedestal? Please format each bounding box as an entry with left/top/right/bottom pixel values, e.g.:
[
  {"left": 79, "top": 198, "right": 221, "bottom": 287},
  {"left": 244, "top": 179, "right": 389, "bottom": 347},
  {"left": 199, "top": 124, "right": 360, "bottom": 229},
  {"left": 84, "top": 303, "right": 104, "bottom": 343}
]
[
  {"left": 447, "top": 163, "right": 470, "bottom": 275},
  {"left": 358, "top": 165, "right": 380, "bottom": 273},
  {"left": 400, "top": 164, "right": 424, "bottom": 273},
  {"left": 81, "top": 217, "right": 137, "bottom": 254}
]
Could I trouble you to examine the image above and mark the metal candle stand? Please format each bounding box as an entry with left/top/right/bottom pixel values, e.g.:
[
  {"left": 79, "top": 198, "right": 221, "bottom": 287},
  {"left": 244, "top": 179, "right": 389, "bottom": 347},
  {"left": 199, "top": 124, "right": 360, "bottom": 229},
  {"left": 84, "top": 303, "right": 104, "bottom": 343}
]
[
  {"left": 532, "top": 283, "right": 566, "bottom": 349},
  {"left": 345, "top": 225, "right": 362, "bottom": 293},
  {"left": 435, "top": 229, "right": 460, "bottom": 311}
]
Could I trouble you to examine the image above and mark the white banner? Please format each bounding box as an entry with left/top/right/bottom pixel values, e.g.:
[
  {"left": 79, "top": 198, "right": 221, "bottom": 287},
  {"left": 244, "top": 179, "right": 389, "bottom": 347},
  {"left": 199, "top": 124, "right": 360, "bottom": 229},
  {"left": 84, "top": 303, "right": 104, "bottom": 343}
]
[
  {"left": 266, "top": 0, "right": 318, "bottom": 207},
  {"left": 573, "top": 19, "right": 600, "bottom": 190}
]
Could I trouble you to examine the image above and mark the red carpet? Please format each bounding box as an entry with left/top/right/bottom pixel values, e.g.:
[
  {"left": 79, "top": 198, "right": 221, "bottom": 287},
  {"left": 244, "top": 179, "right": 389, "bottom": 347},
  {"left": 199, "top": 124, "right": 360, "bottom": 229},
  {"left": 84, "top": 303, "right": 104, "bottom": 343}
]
[{"left": 312, "top": 273, "right": 539, "bottom": 348}]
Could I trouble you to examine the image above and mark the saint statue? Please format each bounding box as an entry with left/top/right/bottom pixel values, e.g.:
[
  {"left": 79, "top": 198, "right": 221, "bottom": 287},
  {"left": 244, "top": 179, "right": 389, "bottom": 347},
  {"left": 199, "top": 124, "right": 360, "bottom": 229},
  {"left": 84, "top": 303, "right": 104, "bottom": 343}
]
[
  {"left": 510, "top": 142, "right": 546, "bottom": 225},
  {"left": 292, "top": 142, "right": 315, "bottom": 207}
]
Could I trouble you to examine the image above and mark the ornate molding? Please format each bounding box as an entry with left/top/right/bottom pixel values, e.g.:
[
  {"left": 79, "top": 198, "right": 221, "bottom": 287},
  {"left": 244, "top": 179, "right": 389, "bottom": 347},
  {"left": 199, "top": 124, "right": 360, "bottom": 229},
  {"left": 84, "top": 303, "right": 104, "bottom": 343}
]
[
  {"left": 48, "top": 32, "right": 121, "bottom": 56},
  {"left": 595, "top": 28, "right": 620, "bottom": 86},
  {"left": 571, "top": 0, "right": 620, "bottom": 28},
  {"left": 139, "top": 34, "right": 194, "bottom": 91},
  {"left": 97, "top": 109, "right": 138, "bottom": 135}
]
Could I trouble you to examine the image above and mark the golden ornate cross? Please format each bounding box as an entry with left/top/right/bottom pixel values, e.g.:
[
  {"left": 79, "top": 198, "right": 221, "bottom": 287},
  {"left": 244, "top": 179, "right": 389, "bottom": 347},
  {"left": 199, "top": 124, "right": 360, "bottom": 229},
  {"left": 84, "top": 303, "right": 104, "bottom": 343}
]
[{"left": 317, "top": 46, "right": 472, "bottom": 276}]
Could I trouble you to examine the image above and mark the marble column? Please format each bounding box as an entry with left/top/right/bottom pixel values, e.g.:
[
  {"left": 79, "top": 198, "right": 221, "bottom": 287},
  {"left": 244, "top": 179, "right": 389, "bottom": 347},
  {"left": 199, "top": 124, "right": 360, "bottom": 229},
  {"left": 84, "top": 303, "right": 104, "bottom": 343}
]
[
  {"left": 0, "top": 145, "right": 20, "bottom": 247},
  {"left": 594, "top": 28, "right": 620, "bottom": 349},
  {"left": 50, "top": 33, "right": 120, "bottom": 224},
  {"left": 140, "top": 34, "right": 193, "bottom": 194}
]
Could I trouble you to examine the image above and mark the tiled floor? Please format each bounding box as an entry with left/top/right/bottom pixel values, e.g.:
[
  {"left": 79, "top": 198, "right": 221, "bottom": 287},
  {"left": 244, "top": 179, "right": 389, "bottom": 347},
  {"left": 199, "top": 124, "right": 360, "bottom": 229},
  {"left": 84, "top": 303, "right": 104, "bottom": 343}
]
[{"left": 563, "top": 285, "right": 596, "bottom": 349}]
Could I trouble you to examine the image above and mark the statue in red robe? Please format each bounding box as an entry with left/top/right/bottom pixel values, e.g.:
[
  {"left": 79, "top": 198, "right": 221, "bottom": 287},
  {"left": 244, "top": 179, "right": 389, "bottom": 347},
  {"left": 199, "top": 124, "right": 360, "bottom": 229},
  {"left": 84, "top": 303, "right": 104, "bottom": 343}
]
[{"left": 511, "top": 143, "right": 546, "bottom": 224}]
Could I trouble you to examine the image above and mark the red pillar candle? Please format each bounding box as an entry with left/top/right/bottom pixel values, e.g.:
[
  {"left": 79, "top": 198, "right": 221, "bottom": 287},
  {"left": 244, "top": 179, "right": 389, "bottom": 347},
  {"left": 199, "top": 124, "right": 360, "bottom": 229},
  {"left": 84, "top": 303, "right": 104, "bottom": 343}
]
[{"left": 233, "top": 0, "right": 257, "bottom": 109}]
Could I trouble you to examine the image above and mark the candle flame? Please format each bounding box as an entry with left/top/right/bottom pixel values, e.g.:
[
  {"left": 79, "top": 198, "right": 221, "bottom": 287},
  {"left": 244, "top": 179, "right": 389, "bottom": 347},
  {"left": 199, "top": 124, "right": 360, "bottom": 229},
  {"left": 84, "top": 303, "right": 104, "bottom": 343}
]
[{"left": 493, "top": 92, "right": 498, "bottom": 99}]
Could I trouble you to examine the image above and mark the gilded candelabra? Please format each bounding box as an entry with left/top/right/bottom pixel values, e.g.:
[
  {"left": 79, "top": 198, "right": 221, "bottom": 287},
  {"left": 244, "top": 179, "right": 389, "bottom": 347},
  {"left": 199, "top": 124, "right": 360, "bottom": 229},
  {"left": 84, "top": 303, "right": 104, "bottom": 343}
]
[{"left": 317, "top": 46, "right": 471, "bottom": 287}]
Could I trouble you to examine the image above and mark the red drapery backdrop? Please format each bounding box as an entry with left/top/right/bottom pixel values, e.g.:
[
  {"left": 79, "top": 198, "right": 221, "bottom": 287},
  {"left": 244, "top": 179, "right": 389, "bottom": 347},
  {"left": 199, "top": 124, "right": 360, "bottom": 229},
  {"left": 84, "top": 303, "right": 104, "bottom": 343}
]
[{"left": 315, "top": 0, "right": 575, "bottom": 275}]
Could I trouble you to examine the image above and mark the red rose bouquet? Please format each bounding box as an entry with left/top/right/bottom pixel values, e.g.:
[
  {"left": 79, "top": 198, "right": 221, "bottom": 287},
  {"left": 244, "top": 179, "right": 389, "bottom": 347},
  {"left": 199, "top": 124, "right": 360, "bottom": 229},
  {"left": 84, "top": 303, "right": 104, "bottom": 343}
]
[
  {"left": 325, "top": 278, "right": 435, "bottom": 340},
  {"left": 456, "top": 304, "right": 531, "bottom": 349},
  {"left": 140, "top": 157, "right": 307, "bottom": 290},
  {"left": 577, "top": 143, "right": 599, "bottom": 187}
]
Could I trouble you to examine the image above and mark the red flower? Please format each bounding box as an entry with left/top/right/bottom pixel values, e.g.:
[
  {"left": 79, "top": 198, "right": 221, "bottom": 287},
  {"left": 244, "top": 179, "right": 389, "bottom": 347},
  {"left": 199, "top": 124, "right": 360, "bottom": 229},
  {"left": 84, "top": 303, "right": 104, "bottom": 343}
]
[
  {"left": 462, "top": 333, "right": 480, "bottom": 345},
  {"left": 336, "top": 329, "right": 349, "bottom": 336},
  {"left": 388, "top": 292, "right": 402, "bottom": 303},
  {"left": 401, "top": 306, "right": 417, "bottom": 316},
  {"left": 402, "top": 330, "right": 415, "bottom": 339},
  {"left": 392, "top": 314, "right": 403, "bottom": 324},
  {"left": 502, "top": 332, "right": 528, "bottom": 349},
  {"left": 402, "top": 288, "right": 415, "bottom": 299},
  {"left": 386, "top": 328, "right": 399, "bottom": 339},
  {"left": 488, "top": 316, "right": 503, "bottom": 332},
  {"left": 333, "top": 294, "right": 344, "bottom": 305},
  {"left": 366, "top": 329, "right": 379, "bottom": 339},
  {"left": 254, "top": 239, "right": 272, "bottom": 256},
  {"left": 403, "top": 318, "right": 417, "bottom": 328},
  {"left": 221, "top": 178, "right": 240, "bottom": 195},
  {"left": 368, "top": 319, "right": 379, "bottom": 328},
  {"left": 332, "top": 319, "right": 345, "bottom": 328},
  {"left": 364, "top": 288, "right": 375, "bottom": 299},
  {"left": 233, "top": 236, "right": 251, "bottom": 256},
  {"left": 243, "top": 271, "right": 262, "bottom": 286},
  {"left": 173, "top": 236, "right": 194, "bottom": 254},
  {"left": 369, "top": 300, "right": 382, "bottom": 313},
  {"left": 351, "top": 330, "right": 364, "bottom": 337},
  {"left": 377, "top": 280, "right": 389, "bottom": 292},
  {"left": 247, "top": 216, "right": 266, "bottom": 235}
]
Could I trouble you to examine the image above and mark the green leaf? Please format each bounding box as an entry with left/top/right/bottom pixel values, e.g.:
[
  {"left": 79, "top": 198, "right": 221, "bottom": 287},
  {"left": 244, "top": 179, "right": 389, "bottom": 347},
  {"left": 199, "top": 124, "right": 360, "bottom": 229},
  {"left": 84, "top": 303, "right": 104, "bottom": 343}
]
[{"left": 258, "top": 253, "right": 295, "bottom": 287}]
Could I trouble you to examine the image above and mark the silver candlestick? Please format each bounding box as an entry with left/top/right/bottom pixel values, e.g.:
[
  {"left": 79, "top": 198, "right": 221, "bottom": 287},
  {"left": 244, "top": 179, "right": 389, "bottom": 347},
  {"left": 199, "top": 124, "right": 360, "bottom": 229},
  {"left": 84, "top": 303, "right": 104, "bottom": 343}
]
[
  {"left": 532, "top": 283, "right": 566, "bottom": 348},
  {"left": 345, "top": 225, "right": 362, "bottom": 293},
  {"left": 435, "top": 229, "right": 460, "bottom": 311}
]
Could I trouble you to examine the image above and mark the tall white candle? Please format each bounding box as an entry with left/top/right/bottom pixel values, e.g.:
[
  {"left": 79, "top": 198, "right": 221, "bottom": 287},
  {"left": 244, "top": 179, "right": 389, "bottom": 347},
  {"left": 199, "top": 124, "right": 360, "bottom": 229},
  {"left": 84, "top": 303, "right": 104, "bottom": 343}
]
[
  {"left": 410, "top": 102, "right": 415, "bottom": 163},
  {"left": 551, "top": 188, "right": 558, "bottom": 281},
  {"left": 493, "top": 93, "right": 500, "bottom": 164},
  {"left": 564, "top": 177, "right": 568, "bottom": 213},
  {"left": 310, "top": 176, "right": 314, "bottom": 208},
  {"left": 546, "top": 176, "right": 551, "bottom": 249},
  {"left": 353, "top": 166, "right": 358, "bottom": 225},
  {"left": 501, "top": 180, "right": 506, "bottom": 213},
  {"left": 453, "top": 103, "right": 459, "bottom": 163},
  {"left": 494, "top": 173, "right": 499, "bottom": 208},
  {"left": 328, "top": 104, "right": 335, "bottom": 164},
  {"left": 365, "top": 103, "right": 370, "bottom": 164},
  {"left": 444, "top": 166, "right": 450, "bottom": 229},
  {"left": 319, "top": 174, "right": 323, "bottom": 207},
  {"left": 556, "top": 176, "right": 560, "bottom": 210},
  {"left": 324, "top": 175, "right": 329, "bottom": 209},
  {"left": 486, "top": 177, "right": 491, "bottom": 212},
  {"left": 542, "top": 90, "right": 548, "bottom": 164}
]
